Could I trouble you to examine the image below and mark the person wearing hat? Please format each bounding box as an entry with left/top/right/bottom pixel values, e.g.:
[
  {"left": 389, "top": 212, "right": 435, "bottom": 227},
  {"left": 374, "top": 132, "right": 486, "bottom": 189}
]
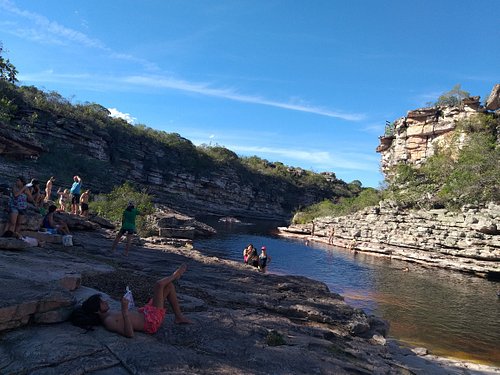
[
  {"left": 258, "top": 246, "right": 271, "bottom": 273},
  {"left": 111, "top": 201, "right": 140, "bottom": 256}
]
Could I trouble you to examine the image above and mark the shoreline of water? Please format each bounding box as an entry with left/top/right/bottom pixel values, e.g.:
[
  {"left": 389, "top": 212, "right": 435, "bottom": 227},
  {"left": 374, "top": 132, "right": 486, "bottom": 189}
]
[{"left": 195, "top": 218, "right": 500, "bottom": 368}]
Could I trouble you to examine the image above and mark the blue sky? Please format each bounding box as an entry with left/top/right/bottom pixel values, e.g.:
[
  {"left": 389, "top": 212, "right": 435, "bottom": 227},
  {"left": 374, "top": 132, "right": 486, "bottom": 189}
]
[{"left": 1, "top": 0, "right": 499, "bottom": 187}]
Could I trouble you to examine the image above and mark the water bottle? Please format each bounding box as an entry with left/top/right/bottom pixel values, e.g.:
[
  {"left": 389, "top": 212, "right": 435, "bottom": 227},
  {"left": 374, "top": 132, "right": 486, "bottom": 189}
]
[{"left": 123, "top": 286, "right": 135, "bottom": 310}]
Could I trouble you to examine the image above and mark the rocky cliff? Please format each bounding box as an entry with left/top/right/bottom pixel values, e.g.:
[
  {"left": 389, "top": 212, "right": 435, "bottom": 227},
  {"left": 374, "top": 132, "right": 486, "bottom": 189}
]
[
  {"left": 280, "top": 201, "right": 500, "bottom": 278},
  {"left": 376, "top": 84, "right": 500, "bottom": 176},
  {"left": 0, "top": 84, "right": 353, "bottom": 220}
]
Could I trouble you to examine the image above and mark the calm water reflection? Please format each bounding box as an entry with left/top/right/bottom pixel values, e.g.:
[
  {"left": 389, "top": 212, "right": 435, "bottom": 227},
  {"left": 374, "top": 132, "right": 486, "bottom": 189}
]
[{"left": 195, "top": 218, "right": 500, "bottom": 365}]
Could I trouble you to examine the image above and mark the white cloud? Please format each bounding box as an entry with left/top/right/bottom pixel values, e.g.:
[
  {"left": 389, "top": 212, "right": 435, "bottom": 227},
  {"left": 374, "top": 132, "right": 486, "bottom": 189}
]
[
  {"left": 0, "top": 0, "right": 159, "bottom": 71},
  {"left": 226, "top": 144, "right": 378, "bottom": 172},
  {"left": 108, "top": 108, "right": 137, "bottom": 124},
  {"left": 2, "top": 1, "right": 363, "bottom": 120},
  {"left": 124, "top": 75, "right": 365, "bottom": 121}
]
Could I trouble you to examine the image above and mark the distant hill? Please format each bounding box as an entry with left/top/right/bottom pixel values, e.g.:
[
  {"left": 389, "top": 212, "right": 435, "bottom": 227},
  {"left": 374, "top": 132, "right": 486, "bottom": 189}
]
[{"left": 0, "top": 80, "right": 358, "bottom": 219}]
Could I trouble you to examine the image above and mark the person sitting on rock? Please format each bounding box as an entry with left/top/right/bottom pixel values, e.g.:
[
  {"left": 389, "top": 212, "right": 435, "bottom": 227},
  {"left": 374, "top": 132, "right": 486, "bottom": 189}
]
[
  {"left": 42, "top": 204, "right": 71, "bottom": 235},
  {"left": 28, "top": 179, "right": 44, "bottom": 208},
  {"left": 79, "top": 264, "right": 192, "bottom": 337},
  {"left": 111, "top": 201, "right": 140, "bottom": 256}
]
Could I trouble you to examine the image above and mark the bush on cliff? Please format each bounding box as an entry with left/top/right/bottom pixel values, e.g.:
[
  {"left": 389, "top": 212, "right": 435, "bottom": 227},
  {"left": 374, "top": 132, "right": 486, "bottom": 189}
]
[
  {"left": 90, "top": 182, "right": 154, "bottom": 236},
  {"left": 292, "top": 188, "right": 382, "bottom": 224},
  {"left": 385, "top": 113, "right": 499, "bottom": 209}
]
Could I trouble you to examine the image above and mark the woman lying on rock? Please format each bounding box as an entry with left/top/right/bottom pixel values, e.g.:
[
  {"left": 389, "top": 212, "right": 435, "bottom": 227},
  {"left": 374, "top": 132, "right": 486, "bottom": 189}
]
[{"left": 76, "top": 264, "right": 192, "bottom": 337}]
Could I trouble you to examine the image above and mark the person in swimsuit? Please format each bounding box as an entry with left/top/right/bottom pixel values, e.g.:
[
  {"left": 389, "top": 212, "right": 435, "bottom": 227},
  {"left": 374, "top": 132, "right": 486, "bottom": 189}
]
[
  {"left": 57, "top": 188, "right": 70, "bottom": 212},
  {"left": 258, "top": 246, "right": 272, "bottom": 273},
  {"left": 44, "top": 176, "right": 55, "bottom": 202},
  {"left": 3, "top": 176, "right": 32, "bottom": 237},
  {"left": 81, "top": 264, "right": 192, "bottom": 337},
  {"left": 79, "top": 190, "right": 90, "bottom": 217}
]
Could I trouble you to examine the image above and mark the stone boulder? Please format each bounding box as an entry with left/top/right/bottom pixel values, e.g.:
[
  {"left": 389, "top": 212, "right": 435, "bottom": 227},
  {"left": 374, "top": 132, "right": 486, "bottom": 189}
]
[
  {"left": 58, "top": 212, "right": 100, "bottom": 231},
  {"left": 0, "top": 237, "right": 30, "bottom": 250},
  {"left": 0, "top": 278, "right": 76, "bottom": 331},
  {"left": 485, "top": 83, "right": 500, "bottom": 111},
  {"left": 149, "top": 208, "right": 216, "bottom": 239}
]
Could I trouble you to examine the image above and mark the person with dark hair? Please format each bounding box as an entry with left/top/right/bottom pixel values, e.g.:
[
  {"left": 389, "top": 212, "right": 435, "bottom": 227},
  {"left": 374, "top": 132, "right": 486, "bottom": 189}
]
[
  {"left": 78, "top": 264, "right": 192, "bottom": 337},
  {"left": 42, "top": 204, "right": 71, "bottom": 235},
  {"left": 2, "top": 176, "right": 32, "bottom": 237},
  {"left": 111, "top": 201, "right": 140, "bottom": 256},
  {"left": 79, "top": 190, "right": 90, "bottom": 217},
  {"left": 70, "top": 175, "right": 82, "bottom": 215},
  {"left": 29, "top": 179, "right": 44, "bottom": 208},
  {"left": 258, "top": 246, "right": 271, "bottom": 273}
]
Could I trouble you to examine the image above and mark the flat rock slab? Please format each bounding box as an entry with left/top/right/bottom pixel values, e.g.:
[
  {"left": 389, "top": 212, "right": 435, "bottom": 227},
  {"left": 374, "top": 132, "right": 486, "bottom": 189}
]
[
  {"left": 0, "top": 246, "right": 113, "bottom": 333},
  {"left": 22, "top": 231, "right": 62, "bottom": 244},
  {"left": 0, "top": 278, "right": 75, "bottom": 330},
  {"left": 0, "top": 237, "right": 30, "bottom": 250}
]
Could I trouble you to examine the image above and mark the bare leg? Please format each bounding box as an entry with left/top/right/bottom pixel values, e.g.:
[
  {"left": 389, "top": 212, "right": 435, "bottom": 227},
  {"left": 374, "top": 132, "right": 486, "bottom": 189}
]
[
  {"left": 152, "top": 264, "right": 192, "bottom": 324},
  {"left": 111, "top": 231, "right": 123, "bottom": 253},
  {"left": 124, "top": 233, "right": 133, "bottom": 256},
  {"left": 6, "top": 212, "right": 18, "bottom": 233},
  {"left": 14, "top": 214, "right": 24, "bottom": 234}
]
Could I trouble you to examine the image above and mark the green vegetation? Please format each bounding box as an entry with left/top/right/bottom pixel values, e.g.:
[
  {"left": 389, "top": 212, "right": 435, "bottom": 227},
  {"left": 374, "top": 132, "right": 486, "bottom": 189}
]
[
  {"left": 266, "top": 330, "right": 286, "bottom": 346},
  {"left": 0, "top": 43, "right": 18, "bottom": 83},
  {"left": 0, "top": 43, "right": 357, "bottom": 213},
  {"left": 435, "top": 84, "right": 470, "bottom": 107},
  {"left": 293, "top": 112, "right": 499, "bottom": 222},
  {"left": 89, "top": 182, "right": 155, "bottom": 236},
  {"left": 385, "top": 113, "right": 499, "bottom": 209},
  {"left": 292, "top": 188, "right": 382, "bottom": 224}
]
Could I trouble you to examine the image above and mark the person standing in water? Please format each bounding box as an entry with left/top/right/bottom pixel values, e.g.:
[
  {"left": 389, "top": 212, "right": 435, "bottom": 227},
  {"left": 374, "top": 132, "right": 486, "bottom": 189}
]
[
  {"left": 111, "top": 201, "right": 140, "bottom": 256},
  {"left": 258, "top": 246, "right": 272, "bottom": 273}
]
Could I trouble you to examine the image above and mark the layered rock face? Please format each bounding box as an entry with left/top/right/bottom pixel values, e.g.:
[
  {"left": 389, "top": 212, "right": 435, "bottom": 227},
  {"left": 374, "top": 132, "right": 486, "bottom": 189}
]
[
  {"left": 376, "top": 84, "right": 500, "bottom": 176},
  {"left": 0, "top": 106, "right": 349, "bottom": 220},
  {"left": 376, "top": 97, "right": 482, "bottom": 175},
  {"left": 281, "top": 202, "right": 500, "bottom": 277}
]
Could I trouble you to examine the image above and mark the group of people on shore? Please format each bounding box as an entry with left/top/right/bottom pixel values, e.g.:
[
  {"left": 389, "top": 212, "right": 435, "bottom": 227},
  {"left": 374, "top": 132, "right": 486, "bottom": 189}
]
[
  {"left": 2, "top": 174, "right": 91, "bottom": 238},
  {"left": 2, "top": 174, "right": 193, "bottom": 339},
  {"left": 243, "top": 244, "right": 271, "bottom": 273}
]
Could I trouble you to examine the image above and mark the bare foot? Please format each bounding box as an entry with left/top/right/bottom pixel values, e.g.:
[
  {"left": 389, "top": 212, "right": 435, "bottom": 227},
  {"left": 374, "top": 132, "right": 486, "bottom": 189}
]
[
  {"left": 173, "top": 263, "right": 187, "bottom": 280},
  {"left": 174, "top": 315, "right": 193, "bottom": 324}
]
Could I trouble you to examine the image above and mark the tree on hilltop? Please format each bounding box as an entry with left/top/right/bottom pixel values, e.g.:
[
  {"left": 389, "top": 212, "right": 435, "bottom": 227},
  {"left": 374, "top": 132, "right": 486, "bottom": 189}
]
[
  {"left": 435, "top": 84, "right": 470, "bottom": 107},
  {"left": 0, "top": 43, "right": 18, "bottom": 83}
]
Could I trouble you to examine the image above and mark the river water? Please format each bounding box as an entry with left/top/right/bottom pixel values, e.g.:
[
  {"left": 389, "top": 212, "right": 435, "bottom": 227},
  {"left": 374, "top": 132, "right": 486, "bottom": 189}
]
[{"left": 194, "top": 218, "right": 500, "bottom": 366}]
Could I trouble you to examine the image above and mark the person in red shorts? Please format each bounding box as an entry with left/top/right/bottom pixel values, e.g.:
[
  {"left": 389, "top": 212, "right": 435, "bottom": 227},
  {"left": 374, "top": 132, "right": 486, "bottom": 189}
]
[{"left": 81, "top": 263, "right": 192, "bottom": 337}]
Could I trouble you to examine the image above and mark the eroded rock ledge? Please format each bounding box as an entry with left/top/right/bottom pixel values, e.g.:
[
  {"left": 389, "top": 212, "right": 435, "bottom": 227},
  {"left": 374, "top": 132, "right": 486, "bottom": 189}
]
[
  {"left": 279, "top": 202, "right": 500, "bottom": 278},
  {"left": 4, "top": 230, "right": 497, "bottom": 374}
]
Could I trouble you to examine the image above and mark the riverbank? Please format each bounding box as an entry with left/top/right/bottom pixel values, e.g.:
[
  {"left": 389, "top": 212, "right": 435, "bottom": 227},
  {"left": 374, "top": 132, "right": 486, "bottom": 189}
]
[
  {"left": 279, "top": 202, "right": 500, "bottom": 279},
  {"left": 1, "top": 227, "right": 499, "bottom": 374}
]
